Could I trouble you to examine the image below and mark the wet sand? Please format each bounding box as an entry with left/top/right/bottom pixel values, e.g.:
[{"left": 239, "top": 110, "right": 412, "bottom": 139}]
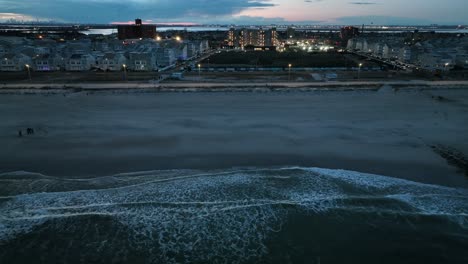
[{"left": 1, "top": 86, "right": 468, "bottom": 187}]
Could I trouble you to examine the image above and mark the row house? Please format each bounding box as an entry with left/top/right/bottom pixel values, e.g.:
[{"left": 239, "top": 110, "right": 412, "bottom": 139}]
[
  {"left": 0, "top": 53, "right": 32, "bottom": 72},
  {"left": 347, "top": 38, "right": 368, "bottom": 51},
  {"left": 401, "top": 48, "right": 413, "bottom": 63},
  {"left": 186, "top": 43, "right": 199, "bottom": 58},
  {"left": 195, "top": 40, "right": 209, "bottom": 53},
  {"left": 96, "top": 53, "right": 127, "bottom": 71},
  {"left": 65, "top": 54, "right": 96, "bottom": 71},
  {"left": 128, "top": 52, "right": 155, "bottom": 71},
  {"left": 455, "top": 54, "right": 468, "bottom": 68},
  {"left": 33, "top": 54, "right": 65, "bottom": 71},
  {"left": 62, "top": 41, "right": 92, "bottom": 57},
  {"left": 0, "top": 45, "right": 8, "bottom": 55},
  {"left": 418, "top": 52, "right": 454, "bottom": 70},
  {"left": 174, "top": 44, "right": 188, "bottom": 61},
  {"left": 155, "top": 48, "right": 176, "bottom": 68}
]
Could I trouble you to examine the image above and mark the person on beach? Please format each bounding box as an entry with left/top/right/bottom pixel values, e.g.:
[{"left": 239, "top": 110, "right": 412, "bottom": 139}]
[{"left": 18, "top": 130, "right": 22, "bottom": 137}]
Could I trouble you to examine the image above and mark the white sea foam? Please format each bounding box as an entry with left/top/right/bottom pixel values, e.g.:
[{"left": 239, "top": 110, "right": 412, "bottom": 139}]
[{"left": 0, "top": 167, "right": 467, "bottom": 263}]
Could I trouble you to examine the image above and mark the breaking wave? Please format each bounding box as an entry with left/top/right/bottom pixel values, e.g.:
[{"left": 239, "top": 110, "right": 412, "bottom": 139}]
[{"left": 1, "top": 167, "right": 467, "bottom": 263}]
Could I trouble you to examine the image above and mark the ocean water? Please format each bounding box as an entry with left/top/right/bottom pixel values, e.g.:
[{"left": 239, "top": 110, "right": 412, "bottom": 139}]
[
  {"left": 0, "top": 167, "right": 467, "bottom": 264},
  {"left": 80, "top": 27, "right": 228, "bottom": 35}
]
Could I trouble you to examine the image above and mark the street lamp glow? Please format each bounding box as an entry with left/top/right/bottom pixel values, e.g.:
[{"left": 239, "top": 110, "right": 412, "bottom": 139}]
[
  {"left": 25, "top": 64, "right": 31, "bottom": 82},
  {"left": 358, "top": 63, "right": 363, "bottom": 79},
  {"left": 176, "top": 36, "right": 181, "bottom": 41},
  {"left": 122, "top": 64, "right": 127, "bottom": 81}
]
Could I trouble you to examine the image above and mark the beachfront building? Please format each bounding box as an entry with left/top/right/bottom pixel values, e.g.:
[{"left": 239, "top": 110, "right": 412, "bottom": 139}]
[
  {"left": 372, "top": 43, "right": 386, "bottom": 57},
  {"left": 0, "top": 34, "right": 212, "bottom": 73},
  {"left": 455, "top": 54, "right": 468, "bottom": 68},
  {"left": 417, "top": 52, "right": 452, "bottom": 71},
  {"left": 193, "top": 40, "right": 210, "bottom": 53},
  {"left": 33, "top": 54, "right": 64, "bottom": 71},
  {"left": 381, "top": 44, "right": 400, "bottom": 60},
  {"left": 0, "top": 53, "right": 32, "bottom": 72},
  {"left": 155, "top": 48, "right": 176, "bottom": 68},
  {"left": 128, "top": 52, "right": 155, "bottom": 71},
  {"left": 186, "top": 43, "right": 199, "bottom": 59},
  {"left": 62, "top": 40, "right": 92, "bottom": 58},
  {"left": 96, "top": 53, "right": 127, "bottom": 71},
  {"left": 356, "top": 39, "right": 369, "bottom": 52},
  {"left": 398, "top": 47, "right": 413, "bottom": 62},
  {"left": 161, "top": 41, "right": 188, "bottom": 61},
  {"left": 65, "top": 54, "right": 96, "bottom": 71},
  {"left": 0, "top": 44, "right": 9, "bottom": 55}
]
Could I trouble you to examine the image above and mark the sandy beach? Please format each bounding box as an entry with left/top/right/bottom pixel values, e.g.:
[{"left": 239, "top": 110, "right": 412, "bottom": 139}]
[{"left": 1, "top": 84, "right": 467, "bottom": 187}]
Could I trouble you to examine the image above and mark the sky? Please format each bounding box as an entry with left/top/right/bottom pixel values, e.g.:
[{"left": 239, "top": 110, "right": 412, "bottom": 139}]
[{"left": 0, "top": 0, "right": 466, "bottom": 25}]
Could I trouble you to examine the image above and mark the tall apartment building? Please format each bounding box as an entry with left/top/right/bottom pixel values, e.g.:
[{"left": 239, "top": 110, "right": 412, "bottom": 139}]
[{"left": 227, "top": 27, "right": 278, "bottom": 49}]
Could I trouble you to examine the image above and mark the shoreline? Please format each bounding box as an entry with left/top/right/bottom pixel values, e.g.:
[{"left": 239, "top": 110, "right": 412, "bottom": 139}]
[{"left": 0, "top": 80, "right": 467, "bottom": 94}]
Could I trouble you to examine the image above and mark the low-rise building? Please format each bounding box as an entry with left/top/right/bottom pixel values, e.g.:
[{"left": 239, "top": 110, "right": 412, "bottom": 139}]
[
  {"left": 155, "top": 48, "right": 176, "bottom": 68},
  {"left": 128, "top": 52, "right": 154, "bottom": 71},
  {"left": 65, "top": 54, "right": 95, "bottom": 71},
  {"left": 96, "top": 53, "right": 127, "bottom": 71},
  {"left": 0, "top": 53, "right": 32, "bottom": 72},
  {"left": 33, "top": 54, "right": 64, "bottom": 71}
]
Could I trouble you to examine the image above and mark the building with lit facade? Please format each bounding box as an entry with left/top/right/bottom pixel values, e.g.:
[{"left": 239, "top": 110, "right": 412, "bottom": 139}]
[{"left": 227, "top": 27, "right": 278, "bottom": 50}]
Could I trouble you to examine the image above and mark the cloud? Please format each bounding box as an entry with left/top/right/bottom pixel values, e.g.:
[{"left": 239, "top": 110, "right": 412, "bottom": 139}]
[
  {"left": 0, "top": 12, "right": 54, "bottom": 22},
  {"left": 223, "top": 15, "right": 323, "bottom": 25},
  {"left": 0, "top": 0, "right": 276, "bottom": 23}
]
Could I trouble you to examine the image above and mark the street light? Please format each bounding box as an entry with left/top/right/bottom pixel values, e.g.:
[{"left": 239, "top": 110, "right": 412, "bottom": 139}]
[
  {"left": 288, "top": 64, "right": 292, "bottom": 81},
  {"left": 198, "top": 64, "right": 201, "bottom": 79},
  {"left": 25, "top": 64, "right": 31, "bottom": 82},
  {"left": 358, "top": 63, "right": 363, "bottom": 79},
  {"left": 122, "top": 64, "right": 127, "bottom": 81},
  {"left": 444, "top": 62, "right": 450, "bottom": 71}
]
